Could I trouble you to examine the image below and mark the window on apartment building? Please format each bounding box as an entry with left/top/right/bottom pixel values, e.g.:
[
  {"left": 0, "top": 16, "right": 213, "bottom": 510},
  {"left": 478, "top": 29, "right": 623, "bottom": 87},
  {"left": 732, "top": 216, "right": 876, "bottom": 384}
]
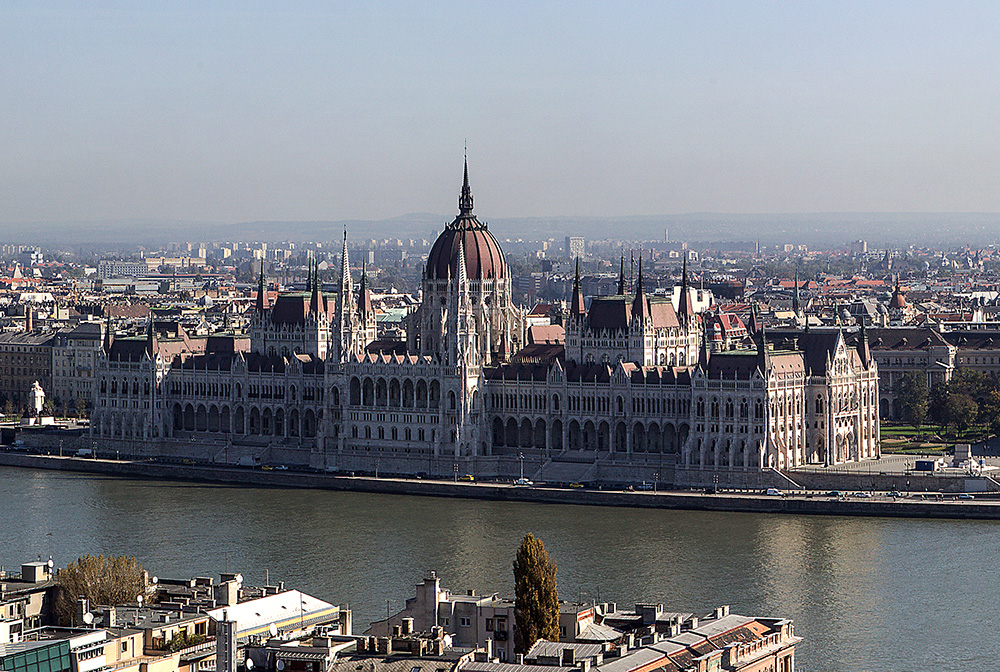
[
  {"left": 441, "top": 618, "right": 450, "bottom": 626},
  {"left": 486, "top": 618, "right": 494, "bottom": 631},
  {"left": 459, "top": 617, "right": 471, "bottom": 627}
]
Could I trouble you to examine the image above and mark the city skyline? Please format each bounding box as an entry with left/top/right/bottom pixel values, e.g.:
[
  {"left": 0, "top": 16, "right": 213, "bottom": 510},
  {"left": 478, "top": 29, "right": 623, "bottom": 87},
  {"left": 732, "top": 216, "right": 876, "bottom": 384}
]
[{"left": 4, "top": 3, "right": 1000, "bottom": 225}]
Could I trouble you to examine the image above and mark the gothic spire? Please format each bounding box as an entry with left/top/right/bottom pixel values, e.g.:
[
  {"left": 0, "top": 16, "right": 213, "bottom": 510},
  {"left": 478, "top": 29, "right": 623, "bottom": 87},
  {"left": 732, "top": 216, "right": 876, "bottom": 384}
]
[
  {"left": 857, "top": 319, "right": 871, "bottom": 368},
  {"left": 618, "top": 254, "right": 626, "bottom": 295},
  {"left": 103, "top": 313, "right": 114, "bottom": 354},
  {"left": 358, "top": 264, "right": 373, "bottom": 316},
  {"left": 256, "top": 267, "right": 268, "bottom": 313},
  {"left": 310, "top": 258, "right": 323, "bottom": 315},
  {"left": 145, "top": 317, "right": 157, "bottom": 358},
  {"left": 792, "top": 270, "right": 801, "bottom": 315},
  {"left": 632, "top": 256, "right": 650, "bottom": 322},
  {"left": 570, "top": 257, "right": 585, "bottom": 317},
  {"left": 678, "top": 255, "right": 695, "bottom": 323},
  {"left": 459, "top": 152, "right": 474, "bottom": 216}
]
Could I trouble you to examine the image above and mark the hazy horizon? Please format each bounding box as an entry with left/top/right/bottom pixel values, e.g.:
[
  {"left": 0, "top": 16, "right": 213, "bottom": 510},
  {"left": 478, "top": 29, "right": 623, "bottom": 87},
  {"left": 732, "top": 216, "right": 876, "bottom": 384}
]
[{"left": 4, "top": 3, "right": 1000, "bottom": 225}]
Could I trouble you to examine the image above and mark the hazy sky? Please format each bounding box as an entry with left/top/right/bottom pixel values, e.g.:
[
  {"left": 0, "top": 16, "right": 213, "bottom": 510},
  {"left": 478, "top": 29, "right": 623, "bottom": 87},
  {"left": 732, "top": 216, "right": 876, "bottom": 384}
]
[{"left": 3, "top": 2, "right": 1000, "bottom": 223}]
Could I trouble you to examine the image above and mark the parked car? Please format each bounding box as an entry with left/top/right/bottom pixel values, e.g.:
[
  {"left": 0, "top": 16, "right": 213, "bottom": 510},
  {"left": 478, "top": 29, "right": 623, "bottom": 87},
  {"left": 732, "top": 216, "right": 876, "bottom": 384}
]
[
  {"left": 569, "top": 482, "right": 584, "bottom": 488},
  {"left": 825, "top": 490, "right": 844, "bottom": 498},
  {"left": 888, "top": 490, "right": 902, "bottom": 498},
  {"left": 458, "top": 474, "right": 475, "bottom": 482},
  {"left": 636, "top": 482, "right": 654, "bottom": 491},
  {"left": 958, "top": 493, "right": 975, "bottom": 500},
  {"left": 851, "top": 491, "right": 872, "bottom": 498},
  {"left": 766, "top": 488, "right": 784, "bottom": 496}
]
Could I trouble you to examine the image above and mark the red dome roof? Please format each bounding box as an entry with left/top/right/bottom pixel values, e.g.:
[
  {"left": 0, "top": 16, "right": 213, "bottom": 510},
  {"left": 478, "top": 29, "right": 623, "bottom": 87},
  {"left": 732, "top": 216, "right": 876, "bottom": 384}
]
[{"left": 426, "top": 160, "right": 507, "bottom": 281}]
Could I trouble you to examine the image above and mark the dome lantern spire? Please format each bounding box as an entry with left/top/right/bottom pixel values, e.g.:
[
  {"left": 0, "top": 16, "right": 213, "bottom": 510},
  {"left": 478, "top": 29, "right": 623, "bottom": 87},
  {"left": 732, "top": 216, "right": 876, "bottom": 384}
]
[{"left": 458, "top": 151, "right": 474, "bottom": 216}]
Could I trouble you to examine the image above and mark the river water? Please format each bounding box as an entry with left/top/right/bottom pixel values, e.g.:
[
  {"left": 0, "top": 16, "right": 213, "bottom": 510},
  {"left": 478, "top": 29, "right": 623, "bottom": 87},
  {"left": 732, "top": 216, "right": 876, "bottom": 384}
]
[{"left": 1, "top": 466, "right": 994, "bottom": 671}]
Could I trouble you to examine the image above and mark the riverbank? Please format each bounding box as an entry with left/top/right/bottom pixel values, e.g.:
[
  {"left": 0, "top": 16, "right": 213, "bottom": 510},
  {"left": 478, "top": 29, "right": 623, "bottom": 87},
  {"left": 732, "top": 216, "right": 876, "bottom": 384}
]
[{"left": 2, "top": 452, "right": 999, "bottom": 520}]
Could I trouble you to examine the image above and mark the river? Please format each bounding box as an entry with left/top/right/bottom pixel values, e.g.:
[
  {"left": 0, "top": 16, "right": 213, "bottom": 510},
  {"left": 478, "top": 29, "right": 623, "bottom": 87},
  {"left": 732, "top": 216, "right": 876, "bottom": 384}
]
[{"left": 1, "top": 466, "right": 994, "bottom": 671}]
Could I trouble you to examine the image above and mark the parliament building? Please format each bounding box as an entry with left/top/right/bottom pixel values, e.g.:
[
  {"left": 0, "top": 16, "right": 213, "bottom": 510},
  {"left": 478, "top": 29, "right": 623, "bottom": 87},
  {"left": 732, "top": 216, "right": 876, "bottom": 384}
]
[{"left": 90, "top": 162, "right": 880, "bottom": 486}]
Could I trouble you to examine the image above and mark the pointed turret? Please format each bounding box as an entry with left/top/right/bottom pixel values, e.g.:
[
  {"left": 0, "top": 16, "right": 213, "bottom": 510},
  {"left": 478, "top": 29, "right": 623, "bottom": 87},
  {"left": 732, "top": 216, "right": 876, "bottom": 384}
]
[
  {"left": 756, "top": 324, "right": 770, "bottom": 372},
  {"left": 310, "top": 259, "right": 323, "bottom": 316},
  {"left": 256, "top": 268, "right": 268, "bottom": 314},
  {"left": 570, "top": 258, "right": 586, "bottom": 317},
  {"left": 678, "top": 256, "right": 695, "bottom": 323},
  {"left": 631, "top": 256, "right": 650, "bottom": 323},
  {"left": 748, "top": 303, "right": 762, "bottom": 336},
  {"left": 698, "top": 316, "right": 710, "bottom": 370},
  {"left": 857, "top": 320, "right": 871, "bottom": 369},
  {"left": 145, "top": 318, "right": 157, "bottom": 358},
  {"left": 340, "top": 231, "right": 353, "bottom": 295},
  {"left": 617, "top": 254, "right": 626, "bottom": 295},
  {"left": 457, "top": 236, "right": 469, "bottom": 286},
  {"left": 103, "top": 313, "right": 114, "bottom": 354},
  {"left": 792, "top": 271, "right": 801, "bottom": 315},
  {"left": 358, "top": 265, "right": 373, "bottom": 316}
]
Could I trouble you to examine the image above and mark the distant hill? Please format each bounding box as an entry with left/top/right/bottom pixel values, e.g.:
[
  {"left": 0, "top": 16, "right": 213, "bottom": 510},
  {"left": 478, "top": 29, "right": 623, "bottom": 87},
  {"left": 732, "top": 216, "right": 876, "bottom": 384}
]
[{"left": 4, "top": 212, "right": 1000, "bottom": 248}]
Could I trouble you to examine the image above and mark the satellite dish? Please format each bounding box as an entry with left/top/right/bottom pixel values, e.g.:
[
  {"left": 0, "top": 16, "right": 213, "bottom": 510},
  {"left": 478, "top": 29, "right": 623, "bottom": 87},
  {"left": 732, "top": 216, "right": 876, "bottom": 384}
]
[
  {"left": 152, "top": 576, "right": 158, "bottom": 585},
  {"left": 47, "top": 559, "right": 54, "bottom": 569},
  {"left": 269, "top": 623, "right": 278, "bottom": 637},
  {"left": 83, "top": 612, "right": 94, "bottom": 625},
  {"left": 137, "top": 595, "right": 144, "bottom": 606},
  {"left": 276, "top": 661, "right": 285, "bottom": 671},
  {"left": 235, "top": 573, "right": 243, "bottom": 586},
  {"left": 245, "top": 660, "right": 254, "bottom": 671}
]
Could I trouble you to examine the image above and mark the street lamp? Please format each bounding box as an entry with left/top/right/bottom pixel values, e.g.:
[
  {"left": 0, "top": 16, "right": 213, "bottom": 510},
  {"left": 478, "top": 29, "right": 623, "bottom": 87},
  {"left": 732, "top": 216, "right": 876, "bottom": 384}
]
[
  {"left": 653, "top": 471, "right": 659, "bottom": 493},
  {"left": 518, "top": 452, "right": 524, "bottom": 482},
  {"left": 453, "top": 462, "right": 459, "bottom": 482}
]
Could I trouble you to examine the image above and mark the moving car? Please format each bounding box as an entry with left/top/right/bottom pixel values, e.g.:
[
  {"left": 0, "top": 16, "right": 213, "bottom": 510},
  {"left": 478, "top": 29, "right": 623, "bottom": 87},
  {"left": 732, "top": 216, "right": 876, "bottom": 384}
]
[
  {"left": 958, "top": 493, "right": 975, "bottom": 500},
  {"left": 458, "top": 474, "right": 475, "bottom": 482},
  {"left": 825, "top": 490, "right": 844, "bottom": 497},
  {"left": 514, "top": 477, "right": 533, "bottom": 486},
  {"left": 766, "top": 488, "right": 784, "bottom": 496},
  {"left": 851, "top": 491, "right": 872, "bottom": 498}
]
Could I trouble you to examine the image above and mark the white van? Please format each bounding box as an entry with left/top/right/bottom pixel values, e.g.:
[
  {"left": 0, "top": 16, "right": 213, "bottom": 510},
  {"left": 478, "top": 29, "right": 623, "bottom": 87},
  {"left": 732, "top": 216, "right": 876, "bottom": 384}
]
[{"left": 766, "top": 488, "right": 784, "bottom": 496}]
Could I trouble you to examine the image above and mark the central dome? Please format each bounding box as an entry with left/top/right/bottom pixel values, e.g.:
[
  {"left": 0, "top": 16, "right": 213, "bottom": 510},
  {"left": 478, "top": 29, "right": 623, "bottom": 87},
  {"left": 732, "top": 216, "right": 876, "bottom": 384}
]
[{"left": 425, "top": 160, "right": 508, "bottom": 281}]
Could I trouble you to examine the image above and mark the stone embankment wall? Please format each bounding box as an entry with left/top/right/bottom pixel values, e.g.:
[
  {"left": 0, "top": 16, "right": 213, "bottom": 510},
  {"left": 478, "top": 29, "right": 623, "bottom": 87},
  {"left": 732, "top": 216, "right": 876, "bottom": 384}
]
[{"left": 2, "top": 453, "right": 1000, "bottom": 520}]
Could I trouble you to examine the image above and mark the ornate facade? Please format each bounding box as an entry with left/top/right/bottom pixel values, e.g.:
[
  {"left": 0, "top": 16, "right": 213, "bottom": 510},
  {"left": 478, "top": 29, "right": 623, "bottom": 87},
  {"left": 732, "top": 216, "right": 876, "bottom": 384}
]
[{"left": 90, "top": 161, "right": 880, "bottom": 480}]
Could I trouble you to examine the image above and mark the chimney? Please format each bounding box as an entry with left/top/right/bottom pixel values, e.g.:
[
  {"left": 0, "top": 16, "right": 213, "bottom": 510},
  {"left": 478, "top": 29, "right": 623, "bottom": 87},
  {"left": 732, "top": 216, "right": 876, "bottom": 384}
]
[
  {"left": 562, "top": 648, "right": 576, "bottom": 667},
  {"left": 484, "top": 639, "right": 493, "bottom": 660},
  {"left": 105, "top": 607, "right": 117, "bottom": 628},
  {"left": 684, "top": 617, "right": 698, "bottom": 631},
  {"left": 713, "top": 605, "right": 729, "bottom": 619},
  {"left": 216, "top": 610, "right": 238, "bottom": 672},
  {"left": 516, "top": 655, "right": 525, "bottom": 665},
  {"left": 580, "top": 660, "right": 591, "bottom": 672},
  {"left": 467, "top": 589, "right": 476, "bottom": 596},
  {"left": 393, "top": 625, "right": 401, "bottom": 637},
  {"left": 76, "top": 597, "right": 90, "bottom": 626},
  {"left": 377, "top": 637, "right": 392, "bottom": 655},
  {"left": 25, "top": 307, "right": 32, "bottom": 333},
  {"left": 401, "top": 618, "right": 414, "bottom": 635}
]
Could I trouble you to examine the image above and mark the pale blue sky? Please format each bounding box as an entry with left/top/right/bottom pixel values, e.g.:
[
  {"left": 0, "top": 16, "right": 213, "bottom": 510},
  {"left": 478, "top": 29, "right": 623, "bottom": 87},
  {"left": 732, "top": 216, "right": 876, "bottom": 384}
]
[{"left": 3, "top": 2, "right": 1000, "bottom": 223}]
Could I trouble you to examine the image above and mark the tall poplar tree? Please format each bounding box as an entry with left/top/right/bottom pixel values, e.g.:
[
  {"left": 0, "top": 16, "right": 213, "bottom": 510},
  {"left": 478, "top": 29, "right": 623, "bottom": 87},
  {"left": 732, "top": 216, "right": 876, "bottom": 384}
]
[{"left": 513, "top": 533, "right": 559, "bottom": 653}]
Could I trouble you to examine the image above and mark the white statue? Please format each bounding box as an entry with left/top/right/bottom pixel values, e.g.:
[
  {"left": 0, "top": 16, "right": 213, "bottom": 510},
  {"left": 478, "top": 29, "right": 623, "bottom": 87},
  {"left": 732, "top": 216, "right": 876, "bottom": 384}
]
[{"left": 30, "top": 380, "right": 44, "bottom": 417}]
